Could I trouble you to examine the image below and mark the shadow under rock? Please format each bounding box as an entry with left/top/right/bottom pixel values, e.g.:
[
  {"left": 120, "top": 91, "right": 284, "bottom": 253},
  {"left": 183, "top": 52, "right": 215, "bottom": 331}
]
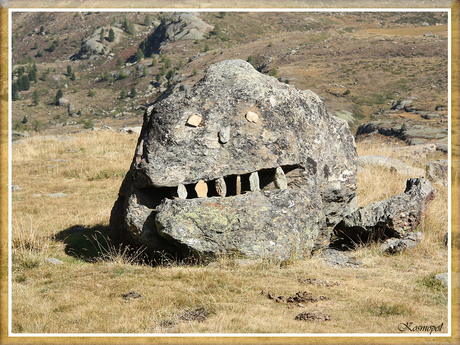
[{"left": 53, "top": 224, "right": 139, "bottom": 263}]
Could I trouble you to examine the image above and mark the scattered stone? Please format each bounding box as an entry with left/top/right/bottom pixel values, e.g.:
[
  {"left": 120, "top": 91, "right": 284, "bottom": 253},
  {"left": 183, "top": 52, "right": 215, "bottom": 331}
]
[
  {"left": 49, "top": 192, "right": 67, "bottom": 198},
  {"left": 178, "top": 307, "right": 210, "bottom": 323},
  {"left": 318, "top": 248, "right": 361, "bottom": 268},
  {"left": 218, "top": 126, "right": 231, "bottom": 144},
  {"left": 245, "top": 111, "right": 259, "bottom": 123},
  {"left": 120, "top": 126, "right": 142, "bottom": 134},
  {"left": 391, "top": 99, "right": 412, "bottom": 111},
  {"left": 334, "top": 177, "right": 436, "bottom": 243},
  {"left": 68, "top": 104, "right": 77, "bottom": 117},
  {"left": 45, "top": 258, "right": 64, "bottom": 265},
  {"left": 426, "top": 159, "right": 448, "bottom": 186},
  {"left": 186, "top": 114, "right": 202, "bottom": 127},
  {"left": 444, "top": 232, "right": 448, "bottom": 246},
  {"left": 177, "top": 184, "right": 187, "bottom": 199},
  {"left": 195, "top": 180, "right": 208, "bottom": 198},
  {"left": 298, "top": 278, "right": 340, "bottom": 287},
  {"left": 434, "top": 272, "right": 448, "bottom": 287},
  {"left": 358, "top": 155, "right": 425, "bottom": 176},
  {"left": 295, "top": 311, "right": 331, "bottom": 321},
  {"left": 122, "top": 291, "right": 142, "bottom": 301},
  {"left": 57, "top": 98, "right": 69, "bottom": 106},
  {"left": 262, "top": 290, "right": 329, "bottom": 304},
  {"left": 274, "top": 167, "right": 288, "bottom": 189},
  {"left": 12, "top": 185, "right": 21, "bottom": 192},
  {"left": 215, "top": 177, "right": 227, "bottom": 197},
  {"left": 380, "top": 231, "right": 423, "bottom": 254}
]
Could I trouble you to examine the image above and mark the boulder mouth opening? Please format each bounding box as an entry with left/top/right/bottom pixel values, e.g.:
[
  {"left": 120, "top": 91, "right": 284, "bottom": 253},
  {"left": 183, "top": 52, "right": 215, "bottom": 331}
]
[{"left": 144, "top": 164, "right": 305, "bottom": 210}]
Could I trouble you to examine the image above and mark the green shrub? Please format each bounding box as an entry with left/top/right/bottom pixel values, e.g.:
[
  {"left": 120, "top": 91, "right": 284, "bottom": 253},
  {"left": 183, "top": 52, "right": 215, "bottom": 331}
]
[{"left": 268, "top": 68, "right": 278, "bottom": 77}]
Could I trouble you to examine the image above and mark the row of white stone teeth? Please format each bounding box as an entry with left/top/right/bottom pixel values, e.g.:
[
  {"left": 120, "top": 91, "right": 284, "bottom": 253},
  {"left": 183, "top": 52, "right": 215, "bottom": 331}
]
[{"left": 172, "top": 166, "right": 288, "bottom": 200}]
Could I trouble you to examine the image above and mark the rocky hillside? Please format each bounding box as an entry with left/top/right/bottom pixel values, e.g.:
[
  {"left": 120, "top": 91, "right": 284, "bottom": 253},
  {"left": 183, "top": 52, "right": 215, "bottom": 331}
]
[{"left": 11, "top": 11, "right": 448, "bottom": 147}]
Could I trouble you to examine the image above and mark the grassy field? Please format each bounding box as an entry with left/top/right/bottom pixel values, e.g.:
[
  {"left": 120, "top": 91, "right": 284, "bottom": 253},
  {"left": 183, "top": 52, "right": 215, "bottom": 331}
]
[{"left": 10, "top": 130, "right": 451, "bottom": 334}]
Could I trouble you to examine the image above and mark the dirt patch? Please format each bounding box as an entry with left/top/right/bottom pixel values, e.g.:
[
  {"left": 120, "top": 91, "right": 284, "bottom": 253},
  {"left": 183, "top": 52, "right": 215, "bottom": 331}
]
[
  {"left": 122, "top": 291, "right": 142, "bottom": 301},
  {"left": 262, "top": 290, "right": 330, "bottom": 305},
  {"left": 297, "top": 278, "right": 340, "bottom": 287},
  {"left": 160, "top": 307, "right": 211, "bottom": 329},
  {"left": 295, "top": 311, "right": 331, "bottom": 322}
]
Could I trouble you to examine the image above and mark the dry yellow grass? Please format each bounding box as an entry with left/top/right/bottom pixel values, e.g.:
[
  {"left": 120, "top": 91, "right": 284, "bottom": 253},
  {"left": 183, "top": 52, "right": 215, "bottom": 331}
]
[{"left": 10, "top": 130, "right": 449, "bottom": 334}]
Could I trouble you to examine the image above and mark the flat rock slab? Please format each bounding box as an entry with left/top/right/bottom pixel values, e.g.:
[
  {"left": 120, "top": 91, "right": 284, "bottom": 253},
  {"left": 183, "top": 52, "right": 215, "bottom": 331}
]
[
  {"left": 358, "top": 155, "right": 425, "bottom": 177},
  {"left": 334, "top": 177, "right": 436, "bottom": 243},
  {"left": 155, "top": 189, "right": 326, "bottom": 260},
  {"left": 318, "top": 248, "right": 361, "bottom": 268}
]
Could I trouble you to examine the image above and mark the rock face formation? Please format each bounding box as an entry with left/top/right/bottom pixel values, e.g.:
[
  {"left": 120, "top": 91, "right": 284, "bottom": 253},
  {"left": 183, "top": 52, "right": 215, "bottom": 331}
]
[{"left": 110, "top": 59, "right": 358, "bottom": 260}]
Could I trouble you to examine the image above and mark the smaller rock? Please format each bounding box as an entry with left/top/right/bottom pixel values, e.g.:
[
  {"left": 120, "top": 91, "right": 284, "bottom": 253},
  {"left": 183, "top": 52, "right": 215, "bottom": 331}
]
[
  {"left": 381, "top": 231, "right": 423, "bottom": 254},
  {"left": 443, "top": 232, "right": 448, "bottom": 246},
  {"left": 57, "top": 98, "right": 69, "bottom": 106},
  {"left": 122, "top": 291, "right": 142, "bottom": 301},
  {"left": 45, "top": 258, "right": 64, "bottom": 265},
  {"left": 195, "top": 180, "right": 208, "bottom": 198},
  {"left": 426, "top": 160, "right": 448, "bottom": 186},
  {"left": 186, "top": 114, "right": 203, "bottom": 127},
  {"left": 334, "top": 178, "right": 436, "bottom": 242},
  {"left": 434, "top": 272, "right": 448, "bottom": 287},
  {"left": 274, "top": 167, "right": 288, "bottom": 189},
  {"left": 245, "top": 111, "right": 259, "bottom": 123},
  {"left": 49, "top": 193, "right": 67, "bottom": 198},
  {"left": 218, "top": 127, "right": 231, "bottom": 144},
  {"left": 121, "top": 126, "right": 142, "bottom": 134}
]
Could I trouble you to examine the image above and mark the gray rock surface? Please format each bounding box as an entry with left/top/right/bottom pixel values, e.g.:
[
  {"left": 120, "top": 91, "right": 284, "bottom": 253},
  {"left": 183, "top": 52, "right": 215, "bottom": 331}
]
[
  {"left": 318, "top": 248, "right": 361, "bottom": 268},
  {"left": 435, "top": 272, "right": 448, "bottom": 287},
  {"left": 45, "top": 258, "right": 64, "bottom": 265},
  {"left": 356, "top": 120, "right": 448, "bottom": 146},
  {"left": 358, "top": 155, "right": 425, "bottom": 176},
  {"left": 110, "top": 59, "right": 358, "bottom": 259},
  {"left": 334, "top": 177, "right": 436, "bottom": 243},
  {"left": 380, "top": 231, "right": 423, "bottom": 254},
  {"left": 426, "top": 159, "right": 448, "bottom": 186},
  {"left": 155, "top": 189, "right": 326, "bottom": 260}
]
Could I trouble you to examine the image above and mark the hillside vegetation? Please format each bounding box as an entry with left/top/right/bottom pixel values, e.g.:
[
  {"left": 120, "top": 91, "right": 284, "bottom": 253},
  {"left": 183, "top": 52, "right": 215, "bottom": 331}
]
[{"left": 11, "top": 11, "right": 448, "bottom": 136}]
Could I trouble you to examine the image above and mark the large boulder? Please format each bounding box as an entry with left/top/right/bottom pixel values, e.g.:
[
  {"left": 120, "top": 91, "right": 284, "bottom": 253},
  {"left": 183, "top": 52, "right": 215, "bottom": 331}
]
[
  {"left": 334, "top": 177, "right": 436, "bottom": 243},
  {"left": 110, "top": 59, "right": 358, "bottom": 259}
]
